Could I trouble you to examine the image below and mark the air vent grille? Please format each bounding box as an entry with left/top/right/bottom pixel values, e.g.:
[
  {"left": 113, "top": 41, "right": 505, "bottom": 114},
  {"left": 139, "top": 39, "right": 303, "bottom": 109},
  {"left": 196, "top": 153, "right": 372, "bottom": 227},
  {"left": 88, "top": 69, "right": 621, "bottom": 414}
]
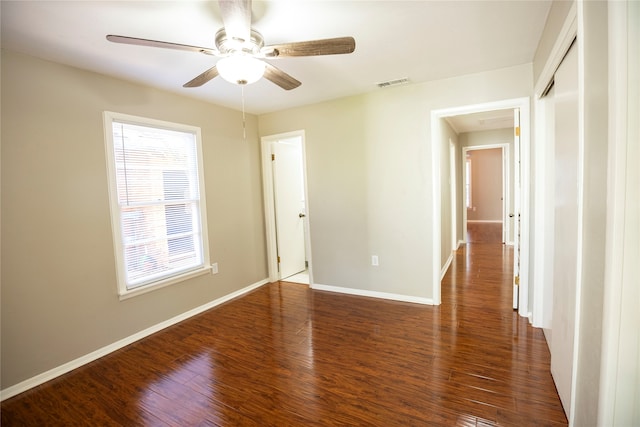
[{"left": 377, "top": 77, "right": 410, "bottom": 88}]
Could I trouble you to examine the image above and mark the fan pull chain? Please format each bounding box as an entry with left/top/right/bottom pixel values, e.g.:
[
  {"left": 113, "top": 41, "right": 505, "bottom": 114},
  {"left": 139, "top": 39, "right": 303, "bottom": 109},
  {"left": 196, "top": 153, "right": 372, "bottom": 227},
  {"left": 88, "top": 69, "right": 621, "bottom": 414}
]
[{"left": 241, "top": 84, "right": 247, "bottom": 143}]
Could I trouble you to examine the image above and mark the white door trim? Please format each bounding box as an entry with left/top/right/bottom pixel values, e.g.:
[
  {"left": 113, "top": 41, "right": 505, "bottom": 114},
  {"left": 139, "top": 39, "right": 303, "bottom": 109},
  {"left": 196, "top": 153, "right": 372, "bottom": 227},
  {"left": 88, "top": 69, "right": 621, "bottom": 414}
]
[
  {"left": 532, "top": 91, "right": 556, "bottom": 330},
  {"left": 599, "top": 2, "right": 639, "bottom": 424},
  {"left": 260, "top": 130, "right": 313, "bottom": 284},
  {"left": 449, "top": 140, "right": 457, "bottom": 250},
  {"left": 431, "top": 97, "right": 530, "bottom": 316}
]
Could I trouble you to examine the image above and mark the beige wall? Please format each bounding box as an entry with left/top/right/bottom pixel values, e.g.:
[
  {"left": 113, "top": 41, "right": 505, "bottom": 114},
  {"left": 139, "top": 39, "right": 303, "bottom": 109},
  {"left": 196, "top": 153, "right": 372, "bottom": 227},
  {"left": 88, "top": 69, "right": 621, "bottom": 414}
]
[
  {"left": 259, "top": 63, "right": 533, "bottom": 300},
  {"left": 1, "top": 50, "right": 267, "bottom": 389}
]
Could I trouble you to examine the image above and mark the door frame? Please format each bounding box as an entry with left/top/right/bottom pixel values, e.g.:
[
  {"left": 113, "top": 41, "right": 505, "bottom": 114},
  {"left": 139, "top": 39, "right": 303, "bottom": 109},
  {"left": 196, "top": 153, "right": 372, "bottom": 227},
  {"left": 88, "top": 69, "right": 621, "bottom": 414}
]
[
  {"left": 261, "top": 130, "right": 313, "bottom": 283},
  {"left": 461, "top": 144, "right": 511, "bottom": 244},
  {"left": 449, "top": 140, "right": 457, "bottom": 250},
  {"left": 431, "top": 97, "right": 530, "bottom": 317},
  {"left": 598, "top": 1, "right": 639, "bottom": 425}
]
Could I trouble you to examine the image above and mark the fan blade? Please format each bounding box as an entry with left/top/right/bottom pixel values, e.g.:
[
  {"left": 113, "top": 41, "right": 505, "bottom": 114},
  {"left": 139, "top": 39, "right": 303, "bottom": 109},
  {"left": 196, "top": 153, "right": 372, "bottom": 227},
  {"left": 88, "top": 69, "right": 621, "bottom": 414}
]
[
  {"left": 183, "top": 66, "right": 220, "bottom": 88},
  {"left": 263, "top": 37, "right": 355, "bottom": 58},
  {"left": 106, "top": 35, "right": 216, "bottom": 56},
  {"left": 263, "top": 63, "right": 301, "bottom": 90},
  {"left": 218, "top": 0, "right": 252, "bottom": 43}
]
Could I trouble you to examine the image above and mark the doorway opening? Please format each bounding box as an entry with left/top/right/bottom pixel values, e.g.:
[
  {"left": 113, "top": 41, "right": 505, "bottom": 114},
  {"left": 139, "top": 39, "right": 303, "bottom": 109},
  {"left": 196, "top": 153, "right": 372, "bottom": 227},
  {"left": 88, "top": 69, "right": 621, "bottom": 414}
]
[
  {"left": 462, "top": 144, "right": 511, "bottom": 245},
  {"left": 261, "top": 131, "right": 312, "bottom": 285},
  {"left": 431, "top": 97, "right": 530, "bottom": 317}
]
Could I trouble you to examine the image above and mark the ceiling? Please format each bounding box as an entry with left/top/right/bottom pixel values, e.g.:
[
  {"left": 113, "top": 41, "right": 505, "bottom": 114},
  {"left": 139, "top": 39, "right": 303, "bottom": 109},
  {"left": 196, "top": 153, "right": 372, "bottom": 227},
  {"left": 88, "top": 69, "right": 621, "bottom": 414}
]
[
  {"left": 446, "top": 109, "right": 515, "bottom": 133},
  {"left": 1, "top": 1, "right": 551, "bottom": 115}
]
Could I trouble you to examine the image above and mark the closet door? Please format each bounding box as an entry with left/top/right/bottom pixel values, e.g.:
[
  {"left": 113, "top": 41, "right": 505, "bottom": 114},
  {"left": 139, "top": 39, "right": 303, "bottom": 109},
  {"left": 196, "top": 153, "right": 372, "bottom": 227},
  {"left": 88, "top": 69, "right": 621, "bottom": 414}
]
[{"left": 550, "top": 42, "right": 579, "bottom": 415}]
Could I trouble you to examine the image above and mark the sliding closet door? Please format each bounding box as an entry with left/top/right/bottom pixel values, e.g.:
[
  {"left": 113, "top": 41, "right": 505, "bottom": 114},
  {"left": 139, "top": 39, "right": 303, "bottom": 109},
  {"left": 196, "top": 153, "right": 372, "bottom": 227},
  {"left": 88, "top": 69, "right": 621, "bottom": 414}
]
[{"left": 550, "top": 42, "right": 579, "bottom": 415}]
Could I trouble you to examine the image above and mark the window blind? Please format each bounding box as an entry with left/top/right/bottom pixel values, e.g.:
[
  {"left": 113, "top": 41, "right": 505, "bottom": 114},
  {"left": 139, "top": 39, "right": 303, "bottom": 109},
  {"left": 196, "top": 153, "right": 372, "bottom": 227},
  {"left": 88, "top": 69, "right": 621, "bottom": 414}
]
[{"left": 112, "top": 121, "right": 204, "bottom": 289}]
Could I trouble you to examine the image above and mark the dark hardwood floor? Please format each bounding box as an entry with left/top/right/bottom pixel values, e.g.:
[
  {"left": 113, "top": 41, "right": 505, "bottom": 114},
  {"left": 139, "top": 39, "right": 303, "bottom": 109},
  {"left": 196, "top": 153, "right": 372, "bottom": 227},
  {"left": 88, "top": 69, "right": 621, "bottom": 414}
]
[{"left": 2, "top": 223, "right": 567, "bottom": 426}]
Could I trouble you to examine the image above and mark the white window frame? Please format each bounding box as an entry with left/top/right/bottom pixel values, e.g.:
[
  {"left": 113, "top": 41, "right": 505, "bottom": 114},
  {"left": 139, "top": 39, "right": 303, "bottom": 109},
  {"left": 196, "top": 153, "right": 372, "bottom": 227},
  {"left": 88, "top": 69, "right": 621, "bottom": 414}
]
[{"left": 103, "top": 111, "right": 211, "bottom": 299}]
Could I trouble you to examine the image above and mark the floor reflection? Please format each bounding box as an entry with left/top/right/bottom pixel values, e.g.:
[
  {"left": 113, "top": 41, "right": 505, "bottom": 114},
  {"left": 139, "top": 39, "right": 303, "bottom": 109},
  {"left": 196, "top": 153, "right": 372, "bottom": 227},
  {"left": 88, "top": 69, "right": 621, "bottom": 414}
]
[{"left": 2, "top": 223, "right": 565, "bottom": 426}]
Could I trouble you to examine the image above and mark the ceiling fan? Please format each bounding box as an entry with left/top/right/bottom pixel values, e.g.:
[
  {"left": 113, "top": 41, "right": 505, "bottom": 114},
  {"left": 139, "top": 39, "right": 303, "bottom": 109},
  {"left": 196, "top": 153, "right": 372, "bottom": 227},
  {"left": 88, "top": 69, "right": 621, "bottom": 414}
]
[{"left": 107, "top": 0, "right": 356, "bottom": 90}]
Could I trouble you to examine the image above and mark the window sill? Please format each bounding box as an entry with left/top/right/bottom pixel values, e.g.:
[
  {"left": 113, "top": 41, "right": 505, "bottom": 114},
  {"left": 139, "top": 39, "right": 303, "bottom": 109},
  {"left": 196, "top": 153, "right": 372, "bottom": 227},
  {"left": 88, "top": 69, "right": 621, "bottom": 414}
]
[{"left": 118, "top": 266, "right": 211, "bottom": 301}]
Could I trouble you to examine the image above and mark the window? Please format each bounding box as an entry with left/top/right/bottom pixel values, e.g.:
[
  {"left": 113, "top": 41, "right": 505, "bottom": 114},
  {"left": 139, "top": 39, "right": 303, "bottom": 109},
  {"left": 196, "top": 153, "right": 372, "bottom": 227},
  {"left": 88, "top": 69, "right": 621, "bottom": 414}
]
[{"left": 104, "top": 112, "right": 210, "bottom": 298}]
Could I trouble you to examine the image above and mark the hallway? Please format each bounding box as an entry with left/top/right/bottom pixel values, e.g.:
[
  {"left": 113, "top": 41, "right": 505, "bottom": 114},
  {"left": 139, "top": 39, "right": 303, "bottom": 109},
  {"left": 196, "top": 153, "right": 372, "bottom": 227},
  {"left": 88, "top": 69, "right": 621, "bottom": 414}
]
[{"left": 439, "top": 222, "right": 567, "bottom": 423}]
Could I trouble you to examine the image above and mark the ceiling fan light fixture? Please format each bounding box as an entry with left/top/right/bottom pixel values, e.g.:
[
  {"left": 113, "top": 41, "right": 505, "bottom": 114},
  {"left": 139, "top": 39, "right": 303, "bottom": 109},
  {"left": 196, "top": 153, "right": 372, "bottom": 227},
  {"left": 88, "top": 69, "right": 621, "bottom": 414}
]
[
  {"left": 216, "top": 55, "right": 265, "bottom": 85},
  {"left": 107, "top": 1, "right": 355, "bottom": 90}
]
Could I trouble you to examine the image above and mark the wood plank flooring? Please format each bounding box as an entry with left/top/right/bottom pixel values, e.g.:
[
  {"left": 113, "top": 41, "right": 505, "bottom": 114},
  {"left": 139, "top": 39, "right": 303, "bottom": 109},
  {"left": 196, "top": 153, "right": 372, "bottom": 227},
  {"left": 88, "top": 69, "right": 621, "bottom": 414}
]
[{"left": 2, "top": 223, "right": 567, "bottom": 426}]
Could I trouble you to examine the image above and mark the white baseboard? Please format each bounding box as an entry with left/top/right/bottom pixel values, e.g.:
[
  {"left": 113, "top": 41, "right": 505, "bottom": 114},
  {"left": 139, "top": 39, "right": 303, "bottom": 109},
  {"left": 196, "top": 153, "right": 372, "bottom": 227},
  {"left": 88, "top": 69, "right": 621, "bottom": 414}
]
[
  {"left": 0, "top": 279, "right": 270, "bottom": 401},
  {"left": 441, "top": 252, "right": 454, "bottom": 281},
  {"left": 457, "top": 240, "right": 465, "bottom": 249},
  {"left": 467, "top": 220, "right": 503, "bottom": 223},
  {"left": 311, "top": 283, "right": 434, "bottom": 305}
]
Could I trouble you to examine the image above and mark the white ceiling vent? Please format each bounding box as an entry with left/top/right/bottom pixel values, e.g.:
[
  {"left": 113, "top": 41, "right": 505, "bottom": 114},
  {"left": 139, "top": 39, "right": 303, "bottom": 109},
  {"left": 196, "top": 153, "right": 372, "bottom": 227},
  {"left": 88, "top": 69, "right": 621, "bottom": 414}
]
[{"left": 376, "top": 77, "right": 410, "bottom": 88}]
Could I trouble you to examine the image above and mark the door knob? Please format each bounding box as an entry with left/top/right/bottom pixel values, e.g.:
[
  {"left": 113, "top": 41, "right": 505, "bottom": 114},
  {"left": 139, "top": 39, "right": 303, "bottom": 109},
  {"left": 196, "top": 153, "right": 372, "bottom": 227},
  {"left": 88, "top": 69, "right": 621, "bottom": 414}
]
[{"left": 299, "top": 213, "right": 306, "bottom": 218}]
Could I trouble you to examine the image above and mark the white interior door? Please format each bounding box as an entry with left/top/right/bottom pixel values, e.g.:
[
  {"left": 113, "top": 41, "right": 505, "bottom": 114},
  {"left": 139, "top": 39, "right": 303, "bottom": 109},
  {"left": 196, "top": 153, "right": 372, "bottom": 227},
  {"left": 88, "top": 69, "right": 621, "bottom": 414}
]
[
  {"left": 501, "top": 146, "right": 508, "bottom": 244},
  {"left": 550, "top": 42, "right": 579, "bottom": 416},
  {"left": 272, "top": 139, "right": 307, "bottom": 279},
  {"left": 513, "top": 108, "right": 521, "bottom": 310}
]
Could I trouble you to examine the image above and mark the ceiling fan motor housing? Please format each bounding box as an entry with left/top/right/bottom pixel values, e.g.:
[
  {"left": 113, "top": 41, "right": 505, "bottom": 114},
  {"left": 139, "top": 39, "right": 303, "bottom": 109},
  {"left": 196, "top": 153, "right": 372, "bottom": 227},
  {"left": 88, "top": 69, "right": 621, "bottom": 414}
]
[{"left": 214, "top": 28, "right": 264, "bottom": 56}]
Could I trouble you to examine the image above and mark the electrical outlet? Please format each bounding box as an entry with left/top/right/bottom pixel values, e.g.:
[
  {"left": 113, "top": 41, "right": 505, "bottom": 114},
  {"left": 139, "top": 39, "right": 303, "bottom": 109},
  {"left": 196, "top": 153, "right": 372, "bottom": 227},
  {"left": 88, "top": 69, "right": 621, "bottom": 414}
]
[
  {"left": 211, "top": 263, "right": 219, "bottom": 274},
  {"left": 371, "top": 255, "right": 379, "bottom": 266}
]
